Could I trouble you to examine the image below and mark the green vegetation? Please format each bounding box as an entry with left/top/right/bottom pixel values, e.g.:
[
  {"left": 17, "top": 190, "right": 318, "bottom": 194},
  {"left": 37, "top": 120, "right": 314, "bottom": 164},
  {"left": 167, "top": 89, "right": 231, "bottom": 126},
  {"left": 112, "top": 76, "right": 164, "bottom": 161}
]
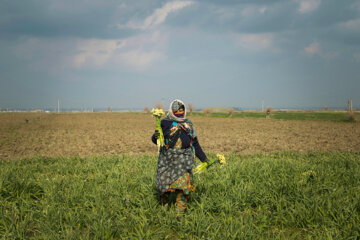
[
  {"left": 191, "top": 112, "right": 265, "bottom": 119},
  {"left": 271, "top": 112, "right": 359, "bottom": 122},
  {"left": 191, "top": 111, "right": 360, "bottom": 122},
  {"left": 1, "top": 152, "right": 360, "bottom": 239}
]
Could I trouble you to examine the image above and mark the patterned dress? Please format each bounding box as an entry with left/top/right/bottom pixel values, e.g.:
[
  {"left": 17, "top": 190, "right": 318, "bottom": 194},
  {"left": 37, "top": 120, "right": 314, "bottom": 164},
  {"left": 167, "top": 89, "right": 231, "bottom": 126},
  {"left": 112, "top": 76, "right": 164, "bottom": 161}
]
[
  {"left": 152, "top": 118, "right": 207, "bottom": 196},
  {"left": 156, "top": 147, "right": 195, "bottom": 195}
]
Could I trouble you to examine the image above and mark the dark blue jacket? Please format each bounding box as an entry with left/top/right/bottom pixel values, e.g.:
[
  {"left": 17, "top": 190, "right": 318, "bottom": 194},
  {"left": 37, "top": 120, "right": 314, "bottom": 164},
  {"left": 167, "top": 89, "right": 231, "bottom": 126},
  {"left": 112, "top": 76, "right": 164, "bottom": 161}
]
[{"left": 152, "top": 119, "right": 207, "bottom": 162}]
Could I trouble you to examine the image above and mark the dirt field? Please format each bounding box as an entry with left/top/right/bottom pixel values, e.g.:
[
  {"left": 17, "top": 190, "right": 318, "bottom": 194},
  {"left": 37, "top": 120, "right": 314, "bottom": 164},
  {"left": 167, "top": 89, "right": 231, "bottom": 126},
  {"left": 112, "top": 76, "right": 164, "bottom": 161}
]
[{"left": 0, "top": 112, "right": 359, "bottom": 160}]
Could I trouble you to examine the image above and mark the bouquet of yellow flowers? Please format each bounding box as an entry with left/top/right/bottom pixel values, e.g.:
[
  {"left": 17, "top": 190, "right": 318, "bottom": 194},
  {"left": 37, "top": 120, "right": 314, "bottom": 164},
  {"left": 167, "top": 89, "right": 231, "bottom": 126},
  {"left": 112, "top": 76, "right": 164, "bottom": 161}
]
[
  {"left": 151, "top": 108, "right": 165, "bottom": 151},
  {"left": 194, "top": 154, "right": 226, "bottom": 174}
]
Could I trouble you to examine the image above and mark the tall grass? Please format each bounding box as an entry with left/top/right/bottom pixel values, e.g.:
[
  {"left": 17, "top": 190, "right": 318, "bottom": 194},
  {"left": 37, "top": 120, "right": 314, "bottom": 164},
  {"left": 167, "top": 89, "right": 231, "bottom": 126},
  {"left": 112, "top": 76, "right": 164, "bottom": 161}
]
[{"left": 1, "top": 152, "right": 360, "bottom": 239}]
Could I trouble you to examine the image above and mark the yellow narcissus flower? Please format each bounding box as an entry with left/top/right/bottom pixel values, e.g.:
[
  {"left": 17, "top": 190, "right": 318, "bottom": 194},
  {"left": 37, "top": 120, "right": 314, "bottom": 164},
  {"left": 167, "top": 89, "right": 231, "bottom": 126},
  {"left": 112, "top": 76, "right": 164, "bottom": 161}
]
[
  {"left": 151, "top": 108, "right": 165, "bottom": 151},
  {"left": 216, "top": 154, "right": 226, "bottom": 165},
  {"left": 194, "top": 153, "right": 226, "bottom": 174},
  {"left": 151, "top": 108, "right": 165, "bottom": 117}
]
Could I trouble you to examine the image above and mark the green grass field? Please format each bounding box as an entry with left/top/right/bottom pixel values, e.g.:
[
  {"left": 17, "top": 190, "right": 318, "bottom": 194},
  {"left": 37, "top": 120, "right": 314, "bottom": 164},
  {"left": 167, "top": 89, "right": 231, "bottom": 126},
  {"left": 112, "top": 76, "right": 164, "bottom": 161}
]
[
  {"left": 191, "top": 111, "right": 359, "bottom": 122},
  {"left": 1, "top": 152, "right": 359, "bottom": 239}
]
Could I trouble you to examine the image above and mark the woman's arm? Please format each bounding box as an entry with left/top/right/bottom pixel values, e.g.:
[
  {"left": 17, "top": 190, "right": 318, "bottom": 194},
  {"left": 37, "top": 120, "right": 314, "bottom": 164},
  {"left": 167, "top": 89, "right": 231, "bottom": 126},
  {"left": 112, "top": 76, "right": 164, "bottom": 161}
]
[
  {"left": 151, "top": 119, "right": 171, "bottom": 145},
  {"left": 192, "top": 137, "right": 207, "bottom": 162},
  {"left": 151, "top": 131, "right": 159, "bottom": 144}
]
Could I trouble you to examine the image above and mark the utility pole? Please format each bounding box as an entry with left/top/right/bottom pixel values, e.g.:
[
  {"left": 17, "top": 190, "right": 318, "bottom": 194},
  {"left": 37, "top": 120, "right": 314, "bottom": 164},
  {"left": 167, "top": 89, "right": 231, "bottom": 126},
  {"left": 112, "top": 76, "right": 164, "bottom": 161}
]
[
  {"left": 262, "top": 99, "right": 264, "bottom": 112},
  {"left": 347, "top": 98, "right": 353, "bottom": 112},
  {"left": 58, "top": 98, "right": 60, "bottom": 113}
]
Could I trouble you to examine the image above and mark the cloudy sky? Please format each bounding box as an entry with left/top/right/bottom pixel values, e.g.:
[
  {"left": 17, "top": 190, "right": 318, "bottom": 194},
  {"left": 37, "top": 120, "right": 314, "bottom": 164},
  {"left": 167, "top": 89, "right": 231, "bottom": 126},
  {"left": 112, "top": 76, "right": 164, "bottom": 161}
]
[{"left": 1, "top": 0, "right": 359, "bottom": 110}]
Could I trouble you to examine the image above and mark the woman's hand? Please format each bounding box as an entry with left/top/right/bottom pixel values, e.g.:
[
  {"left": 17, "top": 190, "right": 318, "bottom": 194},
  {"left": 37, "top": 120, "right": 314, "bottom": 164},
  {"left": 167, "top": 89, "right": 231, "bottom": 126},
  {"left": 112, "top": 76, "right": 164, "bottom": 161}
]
[
  {"left": 205, "top": 159, "right": 211, "bottom": 168},
  {"left": 154, "top": 130, "right": 160, "bottom": 139}
]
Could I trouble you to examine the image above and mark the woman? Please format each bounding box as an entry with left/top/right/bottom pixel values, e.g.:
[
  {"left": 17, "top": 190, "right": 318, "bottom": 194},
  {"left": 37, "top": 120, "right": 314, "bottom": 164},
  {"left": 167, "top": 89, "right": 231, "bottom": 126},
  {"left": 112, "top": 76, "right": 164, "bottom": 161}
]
[{"left": 151, "top": 99, "right": 208, "bottom": 214}]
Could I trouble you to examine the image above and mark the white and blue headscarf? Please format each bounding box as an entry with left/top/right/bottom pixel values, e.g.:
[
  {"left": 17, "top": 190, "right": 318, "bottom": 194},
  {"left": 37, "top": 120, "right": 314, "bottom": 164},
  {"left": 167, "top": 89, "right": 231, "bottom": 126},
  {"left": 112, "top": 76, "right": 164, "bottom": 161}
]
[
  {"left": 166, "top": 99, "right": 197, "bottom": 139},
  {"left": 167, "top": 99, "right": 187, "bottom": 123}
]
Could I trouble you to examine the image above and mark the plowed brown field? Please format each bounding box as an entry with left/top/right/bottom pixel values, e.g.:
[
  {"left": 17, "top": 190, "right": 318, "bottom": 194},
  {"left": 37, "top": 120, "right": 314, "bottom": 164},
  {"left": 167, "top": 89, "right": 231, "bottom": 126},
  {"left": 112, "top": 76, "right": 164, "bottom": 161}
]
[{"left": 1, "top": 112, "right": 359, "bottom": 159}]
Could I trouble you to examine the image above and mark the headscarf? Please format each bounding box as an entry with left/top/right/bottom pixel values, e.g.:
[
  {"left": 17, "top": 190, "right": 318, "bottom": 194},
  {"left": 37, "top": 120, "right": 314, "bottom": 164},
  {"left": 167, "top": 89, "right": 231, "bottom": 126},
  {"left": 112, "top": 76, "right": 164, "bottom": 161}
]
[
  {"left": 166, "top": 99, "right": 197, "bottom": 139},
  {"left": 167, "top": 99, "right": 187, "bottom": 123}
]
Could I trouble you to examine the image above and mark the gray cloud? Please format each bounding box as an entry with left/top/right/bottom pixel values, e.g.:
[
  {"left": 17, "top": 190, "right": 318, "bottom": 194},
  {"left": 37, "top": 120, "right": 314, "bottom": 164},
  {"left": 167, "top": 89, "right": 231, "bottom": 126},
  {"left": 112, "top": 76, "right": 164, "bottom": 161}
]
[
  {"left": 0, "top": 0, "right": 141, "bottom": 39},
  {"left": 167, "top": 0, "right": 359, "bottom": 36},
  {"left": 1, "top": 0, "right": 359, "bottom": 109}
]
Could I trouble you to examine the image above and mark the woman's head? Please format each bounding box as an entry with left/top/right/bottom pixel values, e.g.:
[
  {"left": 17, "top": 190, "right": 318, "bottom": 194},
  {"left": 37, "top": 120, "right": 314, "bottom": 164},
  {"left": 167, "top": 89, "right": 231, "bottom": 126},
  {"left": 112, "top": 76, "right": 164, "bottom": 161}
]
[
  {"left": 172, "top": 101, "right": 185, "bottom": 118},
  {"left": 168, "top": 99, "right": 186, "bottom": 121}
]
